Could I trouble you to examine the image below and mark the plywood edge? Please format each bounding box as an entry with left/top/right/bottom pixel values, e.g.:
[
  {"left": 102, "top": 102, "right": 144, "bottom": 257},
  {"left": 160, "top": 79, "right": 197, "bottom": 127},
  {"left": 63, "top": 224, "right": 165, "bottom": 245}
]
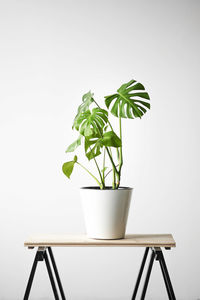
[
  {"left": 24, "top": 242, "right": 176, "bottom": 248},
  {"left": 24, "top": 233, "right": 176, "bottom": 248}
]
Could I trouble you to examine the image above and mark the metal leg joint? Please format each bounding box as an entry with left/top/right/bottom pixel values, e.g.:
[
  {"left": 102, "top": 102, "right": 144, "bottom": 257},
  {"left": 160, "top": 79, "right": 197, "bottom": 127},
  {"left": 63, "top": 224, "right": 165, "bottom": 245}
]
[
  {"left": 24, "top": 247, "right": 66, "bottom": 300},
  {"left": 132, "top": 247, "right": 176, "bottom": 300}
]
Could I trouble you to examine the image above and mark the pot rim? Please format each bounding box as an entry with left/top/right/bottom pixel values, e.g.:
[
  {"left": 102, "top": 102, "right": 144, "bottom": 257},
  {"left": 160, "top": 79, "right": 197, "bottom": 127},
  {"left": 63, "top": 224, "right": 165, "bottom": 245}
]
[{"left": 80, "top": 186, "right": 133, "bottom": 190}]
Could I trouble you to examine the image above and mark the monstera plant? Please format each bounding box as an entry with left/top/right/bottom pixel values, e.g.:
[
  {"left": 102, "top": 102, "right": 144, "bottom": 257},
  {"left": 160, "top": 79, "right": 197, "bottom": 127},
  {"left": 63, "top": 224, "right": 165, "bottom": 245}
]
[{"left": 62, "top": 79, "right": 150, "bottom": 189}]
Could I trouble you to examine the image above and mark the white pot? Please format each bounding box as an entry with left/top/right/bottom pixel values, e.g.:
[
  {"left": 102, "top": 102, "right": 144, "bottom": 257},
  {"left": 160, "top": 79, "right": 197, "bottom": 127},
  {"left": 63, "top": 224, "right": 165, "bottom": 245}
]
[{"left": 80, "top": 187, "right": 133, "bottom": 239}]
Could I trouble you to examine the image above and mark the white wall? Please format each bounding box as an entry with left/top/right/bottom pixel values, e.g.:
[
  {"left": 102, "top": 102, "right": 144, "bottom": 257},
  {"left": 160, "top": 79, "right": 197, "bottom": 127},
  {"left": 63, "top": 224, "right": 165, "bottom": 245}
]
[{"left": 0, "top": 0, "right": 199, "bottom": 299}]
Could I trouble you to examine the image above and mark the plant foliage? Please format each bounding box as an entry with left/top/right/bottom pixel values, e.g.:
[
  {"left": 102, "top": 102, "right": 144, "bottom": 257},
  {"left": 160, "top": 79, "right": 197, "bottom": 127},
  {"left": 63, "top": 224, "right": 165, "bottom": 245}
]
[
  {"left": 105, "top": 79, "right": 150, "bottom": 119},
  {"left": 62, "top": 155, "right": 77, "bottom": 179},
  {"left": 73, "top": 91, "right": 94, "bottom": 128},
  {"left": 84, "top": 131, "right": 121, "bottom": 160},
  {"left": 73, "top": 108, "right": 108, "bottom": 137},
  {"left": 62, "top": 79, "right": 150, "bottom": 189}
]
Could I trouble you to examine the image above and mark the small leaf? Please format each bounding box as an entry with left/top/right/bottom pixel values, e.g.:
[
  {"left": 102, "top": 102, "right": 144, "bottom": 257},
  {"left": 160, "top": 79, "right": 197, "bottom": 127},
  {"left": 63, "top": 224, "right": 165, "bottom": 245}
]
[
  {"left": 62, "top": 159, "right": 76, "bottom": 179},
  {"left": 66, "top": 135, "right": 82, "bottom": 153}
]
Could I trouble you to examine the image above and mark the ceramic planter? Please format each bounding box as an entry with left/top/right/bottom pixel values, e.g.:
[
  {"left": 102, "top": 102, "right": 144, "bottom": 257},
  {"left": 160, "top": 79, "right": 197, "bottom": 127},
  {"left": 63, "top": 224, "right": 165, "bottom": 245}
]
[{"left": 80, "top": 187, "right": 133, "bottom": 239}]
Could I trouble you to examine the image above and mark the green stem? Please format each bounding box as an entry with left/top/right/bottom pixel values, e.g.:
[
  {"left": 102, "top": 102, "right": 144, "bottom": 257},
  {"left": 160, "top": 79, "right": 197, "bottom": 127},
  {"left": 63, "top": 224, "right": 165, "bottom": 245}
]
[
  {"left": 112, "top": 168, "right": 116, "bottom": 189},
  {"left": 93, "top": 98, "right": 120, "bottom": 188},
  {"left": 104, "top": 164, "right": 119, "bottom": 179},
  {"left": 93, "top": 99, "right": 100, "bottom": 108},
  {"left": 116, "top": 117, "right": 123, "bottom": 188},
  {"left": 76, "top": 162, "right": 102, "bottom": 188},
  {"left": 102, "top": 147, "right": 106, "bottom": 182},
  {"left": 117, "top": 147, "right": 120, "bottom": 162},
  {"left": 93, "top": 154, "right": 105, "bottom": 188},
  {"left": 105, "top": 147, "right": 118, "bottom": 176},
  {"left": 119, "top": 117, "right": 123, "bottom": 169},
  {"left": 109, "top": 147, "right": 116, "bottom": 189}
]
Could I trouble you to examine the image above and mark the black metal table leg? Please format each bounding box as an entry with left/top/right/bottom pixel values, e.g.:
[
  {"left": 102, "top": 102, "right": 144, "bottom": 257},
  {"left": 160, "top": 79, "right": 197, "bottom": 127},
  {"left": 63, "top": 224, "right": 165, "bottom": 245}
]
[
  {"left": 155, "top": 248, "right": 176, "bottom": 300},
  {"left": 48, "top": 247, "right": 66, "bottom": 300},
  {"left": 131, "top": 247, "right": 176, "bottom": 300},
  {"left": 132, "top": 247, "right": 149, "bottom": 300},
  {"left": 140, "top": 249, "right": 155, "bottom": 300},
  {"left": 23, "top": 248, "right": 45, "bottom": 300},
  {"left": 24, "top": 247, "right": 67, "bottom": 300},
  {"left": 44, "top": 250, "right": 60, "bottom": 300},
  {"left": 24, "top": 245, "right": 175, "bottom": 300}
]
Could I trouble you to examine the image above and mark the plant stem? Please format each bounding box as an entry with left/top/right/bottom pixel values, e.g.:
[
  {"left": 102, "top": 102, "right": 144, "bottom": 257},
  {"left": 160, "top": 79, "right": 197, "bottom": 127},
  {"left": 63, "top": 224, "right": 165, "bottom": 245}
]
[
  {"left": 91, "top": 104, "right": 118, "bottom": 188},
  {"left": 105, "top": 147, "right": 118, "bottom": 176},
  {"left": 93, "top": 153, "right": 105, "bottom": 188},
  {"left": 109, "top": 147, "right": 116, "bottom": 189},
  {"left": 76, "top": 162, "right": 102, "bottom": 188},
  {"left": 104, "top": 164, "right": 119, "bottom": 179},
  {"left": 93, "top": 98, "right": 121, "bottom": 189},
  {"left": 112, "top": 168, "right": 116, "bottom": 189},
  {"left": 93, "top": 98, "right": 119, "bottom": 159},
  {"left": 102, "top": 147, "right": 106, "bottom": 183},
  {"left": 93, "top": 99, "right": 101, "bottom": 108},
  {"left": 116, "top": 116, "right": 123, "bottom": 188}
]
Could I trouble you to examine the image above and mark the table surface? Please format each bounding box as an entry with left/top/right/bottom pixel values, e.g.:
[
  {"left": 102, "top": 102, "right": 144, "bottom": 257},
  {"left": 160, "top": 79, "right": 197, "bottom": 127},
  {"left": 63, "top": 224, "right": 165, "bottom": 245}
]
[{"left": 24, "top": 234, "right": 176, "bottom": 248}]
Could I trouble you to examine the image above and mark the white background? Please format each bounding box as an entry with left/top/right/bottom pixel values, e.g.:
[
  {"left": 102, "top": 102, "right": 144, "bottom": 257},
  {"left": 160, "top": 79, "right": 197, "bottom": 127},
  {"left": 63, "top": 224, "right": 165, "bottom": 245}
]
[{"left": 0, "top": 0, "right": 200, "bottom": 299}]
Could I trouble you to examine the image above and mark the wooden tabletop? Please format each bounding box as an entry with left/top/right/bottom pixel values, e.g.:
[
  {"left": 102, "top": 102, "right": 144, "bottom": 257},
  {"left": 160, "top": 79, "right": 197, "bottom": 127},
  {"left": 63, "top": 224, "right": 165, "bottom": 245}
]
[{"left": 24, "top": 234, "right": 176, "bottom": 248}]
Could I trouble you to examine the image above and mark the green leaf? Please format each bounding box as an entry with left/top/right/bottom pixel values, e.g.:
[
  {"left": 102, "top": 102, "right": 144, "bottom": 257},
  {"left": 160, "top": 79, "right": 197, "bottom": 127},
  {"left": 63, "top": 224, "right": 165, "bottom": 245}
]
[
  {"left": 101, "top": 131, "right": 121, "bottom": 148},
  {"left": 62, "top": 156, "right": 77, "bottom": 179},
  {"left": 73, "top": 91, "right": 94, "bottom": 129},
  {"left": 84, "top": 136, "right": 98, "bottom": 153},
  {"left": 74, "top": 108, "right": 108, "bottom": 137},
  {"left": 66, "top": 135, "right": 82, "bottom": 153},
  {"left": 85, "top": 137, "right": 102, "bottom": 160},
  {"left": 84, "top": 130, "right": 121, "bottom": 161},
  {"left": 105, "top": 79, "right": 150, "bottom": 119},
  {"left": 86, "top": 143, "right": 101, "bottom": 160}
]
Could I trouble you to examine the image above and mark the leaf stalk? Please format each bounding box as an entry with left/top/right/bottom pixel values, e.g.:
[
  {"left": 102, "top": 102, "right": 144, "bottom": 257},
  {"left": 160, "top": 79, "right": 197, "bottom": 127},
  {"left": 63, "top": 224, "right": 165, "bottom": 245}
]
[
  {"left": 116, "top": 117, "right": 123, "bottom": 188},
  {"left": 76, "top": 162, "right": 102, "bottom": 188}
]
